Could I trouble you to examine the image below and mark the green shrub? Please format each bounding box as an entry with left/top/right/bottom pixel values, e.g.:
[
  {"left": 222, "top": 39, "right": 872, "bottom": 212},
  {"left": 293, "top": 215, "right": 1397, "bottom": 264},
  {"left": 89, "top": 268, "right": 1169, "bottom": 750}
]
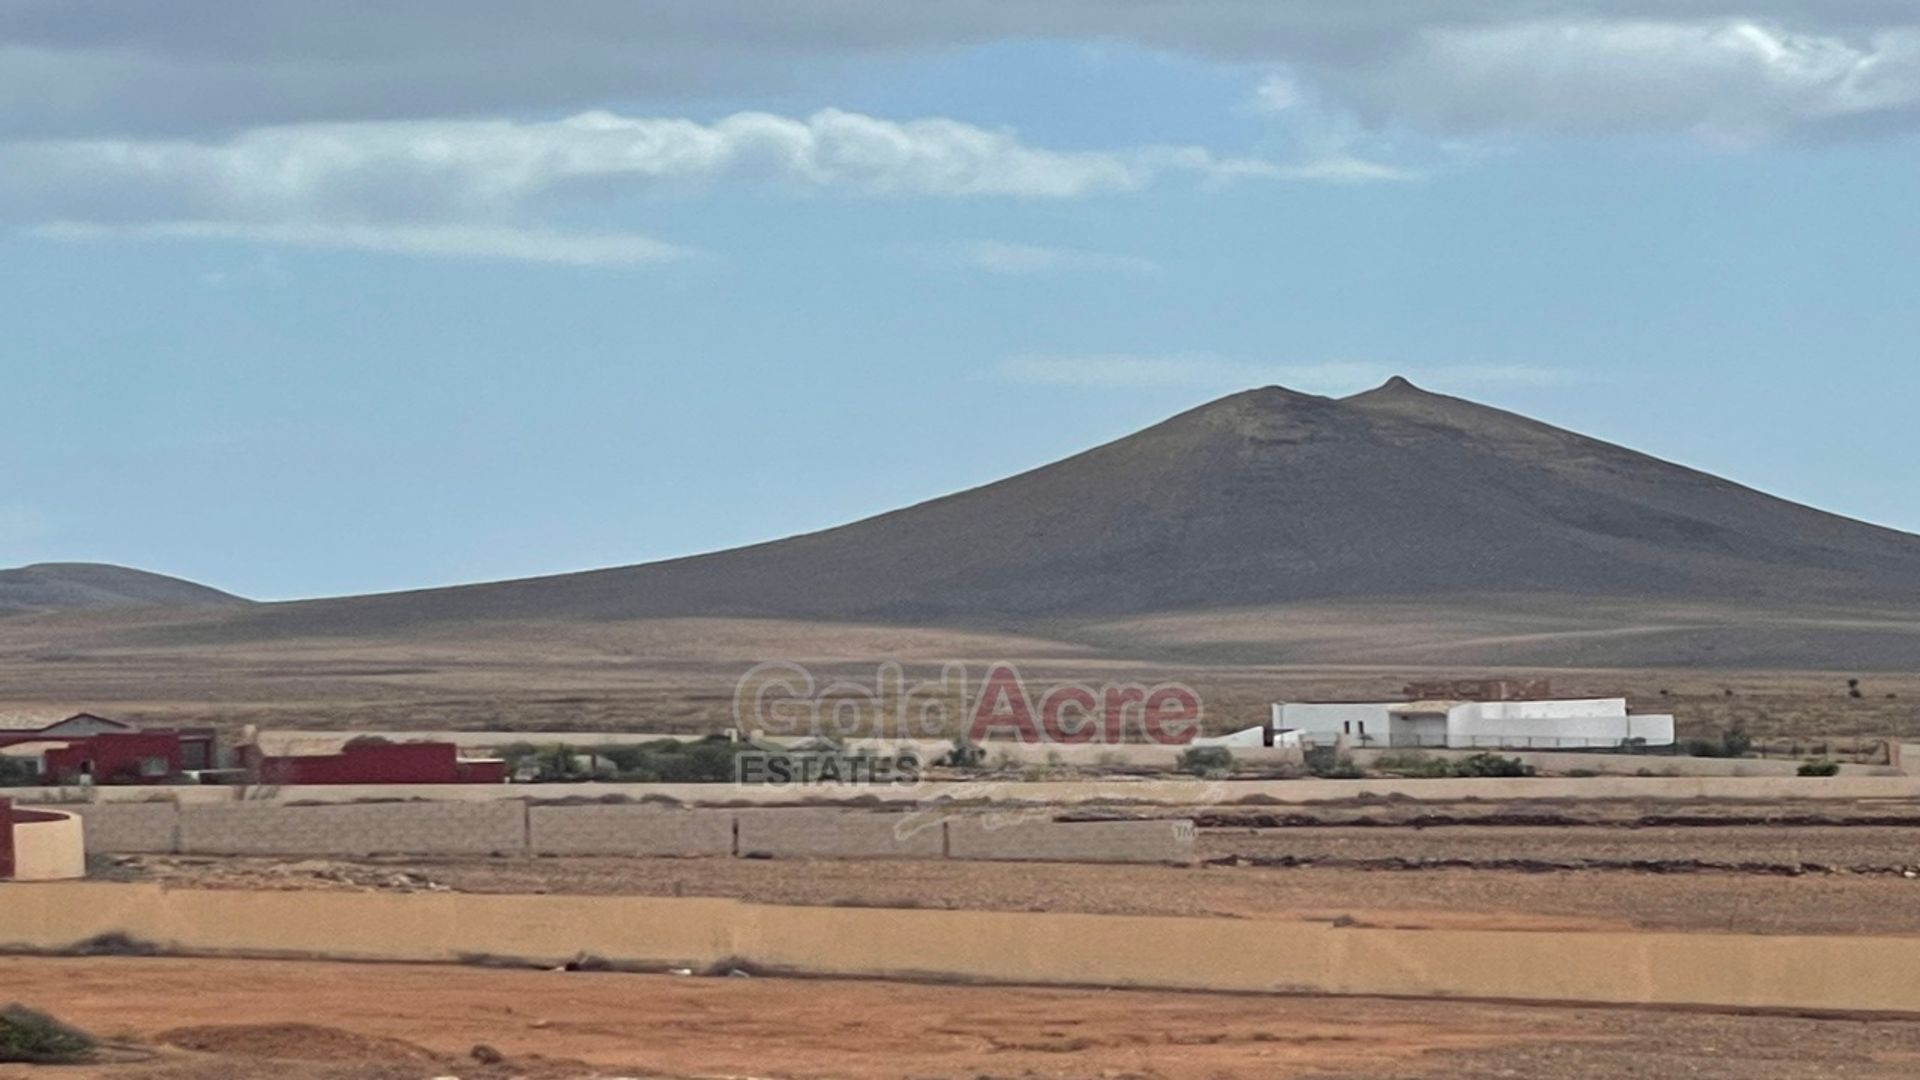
[
  {"left": 0, "top": 757, "right": 38, "bottom": 787},
  {"left": 1450, "top": 753, "right": 1534, "bottom": 778},
  {"left": 1721, "top": 724, "right": 1754, "bottom": 758},
  {"left": 939, "top": 739, "right": 987, "bottom": 769},
  {"left": 1566, "top": 768, "right": 1599, "bottom": 778},
  {"left": 1798, "top": 759, "right": 1841, "bottom": 777},
  {"left": 1305, "top": 746, "right": 1365, "bottom": 779},
  {"left": 1686, "top": 725, "right": 1754, "bottom": 759},
  {"left": 0, "top": 1006, "right": 94, "bottom": 1064},
  {"left": 1177, "top": 746, "right": 1234, "bottom": 777},
  {"left": 1373, "top": 752, "right": 1452, "bottom": 778}
]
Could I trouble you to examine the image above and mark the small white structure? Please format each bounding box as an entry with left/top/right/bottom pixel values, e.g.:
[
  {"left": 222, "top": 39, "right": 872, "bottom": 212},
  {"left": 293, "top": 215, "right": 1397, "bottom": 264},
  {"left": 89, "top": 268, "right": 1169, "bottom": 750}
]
[
  {"left": 1189, "top": 726, "right": 1274, "bottom": 749},
  {"left": 1270, "top": 697, "right": 1674, "bottom": 750}
]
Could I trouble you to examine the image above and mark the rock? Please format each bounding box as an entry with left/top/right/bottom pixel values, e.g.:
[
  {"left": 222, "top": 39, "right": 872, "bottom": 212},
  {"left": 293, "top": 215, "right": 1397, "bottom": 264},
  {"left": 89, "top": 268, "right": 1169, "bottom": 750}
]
[{"left": 470, "top": 1044, "right": 504, "bottom": 1064}]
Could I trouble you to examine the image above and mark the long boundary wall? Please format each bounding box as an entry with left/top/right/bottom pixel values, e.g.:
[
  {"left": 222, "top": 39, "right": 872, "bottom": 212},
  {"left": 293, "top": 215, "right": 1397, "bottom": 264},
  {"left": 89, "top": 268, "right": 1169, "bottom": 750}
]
[
  {"left": 2, "top": 883, "right": 1918, "bottom": 1016},
  {"left": 12, "top": 774, "right": 1919, "bottom": 807},
  {"left": 60, "top": 802, "right": 1194, "bottom": 864}
]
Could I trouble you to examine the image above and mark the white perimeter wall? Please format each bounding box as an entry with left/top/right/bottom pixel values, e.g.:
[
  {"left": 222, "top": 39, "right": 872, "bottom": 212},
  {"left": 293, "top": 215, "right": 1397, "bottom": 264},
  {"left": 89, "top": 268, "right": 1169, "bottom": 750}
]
[
  {"left": 1277, "top": 699, "right": 1673, "bottom": 748},
  {"left": 1275, "top": 704, "right": 1392, "bottom": 740}
]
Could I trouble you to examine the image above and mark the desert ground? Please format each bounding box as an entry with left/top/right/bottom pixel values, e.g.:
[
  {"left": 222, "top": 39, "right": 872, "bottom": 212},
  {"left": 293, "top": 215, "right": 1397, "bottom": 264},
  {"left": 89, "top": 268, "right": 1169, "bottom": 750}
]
[
  {"left": 2, "top": 608, "right": 1915, "bottom": 741},
  {"left": 12, "top": 953, "right": 1920, "bottom": 1080},
  {"left": 93, "top": 814, "right": 1920, "bottom": 937},
  {"left": 14, "top": 758, "right": 1920, "bottom": 1078}
]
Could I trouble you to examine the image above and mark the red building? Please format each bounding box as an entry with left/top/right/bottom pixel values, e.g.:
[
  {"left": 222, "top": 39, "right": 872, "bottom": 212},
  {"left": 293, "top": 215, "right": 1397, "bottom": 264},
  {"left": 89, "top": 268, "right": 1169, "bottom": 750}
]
[
  {"left": 42, "top": 732, "right": 184, "bottom": 784},
  {"left": 0, "top": 713, "right": 215, "bottom": 785},
  {"left": 1, "top": 798, "right": 15, "bottom": 879},
  {"left": 240, "top": 739, "right": 506, "bottom": 785}
]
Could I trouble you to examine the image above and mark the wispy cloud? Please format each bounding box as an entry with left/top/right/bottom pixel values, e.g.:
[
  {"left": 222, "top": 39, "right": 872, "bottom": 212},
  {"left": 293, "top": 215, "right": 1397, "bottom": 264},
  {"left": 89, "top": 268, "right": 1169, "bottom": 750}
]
[
  {"left": 996, "top": 354, "right": 1575, "bottom": 394},
  {"left": 15, "top": 6, "right": 1918, "bottom": 144},
  {"left": 945, "top": 241, "right": 1161, "bottom": 277},
  {"left": 33, "top": 220, "right": 697, "bottom": 267},
  {"left": 0, "top": 108, "right": 1297, "bottom": 217},
  {"left": 1242, "top": 73, "right": 1428, "bottom": 183},
  {"left": 4, "top": 106, "right": 1348, "bottom": 266}
]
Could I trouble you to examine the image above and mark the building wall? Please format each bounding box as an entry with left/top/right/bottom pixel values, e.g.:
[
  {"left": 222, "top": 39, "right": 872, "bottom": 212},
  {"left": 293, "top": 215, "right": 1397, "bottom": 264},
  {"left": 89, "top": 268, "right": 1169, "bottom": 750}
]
[
  {"left": 43, "top": 732, "right": 183, "bottom": 784},
  {"left": 1279, "top": 698, "right": 1672, "bottom": 749},
  {"left": 1445, "top": 700, "right": 1674, "bottom": 747},
  {"left": 1627, "top": 713, "right": 1677, "bottom": 744},
  {"left": 1274, "top": 703, "right": 1392, "bottom": 741},
  {"left": 1469, "top": 698, "right": 1628, "bottom": 721},
  {"left": 247, "top": 742, "right": 505, "bottom": 785},
  {"left": 0, "top": 798, "right": 13, "bottom": 878}
]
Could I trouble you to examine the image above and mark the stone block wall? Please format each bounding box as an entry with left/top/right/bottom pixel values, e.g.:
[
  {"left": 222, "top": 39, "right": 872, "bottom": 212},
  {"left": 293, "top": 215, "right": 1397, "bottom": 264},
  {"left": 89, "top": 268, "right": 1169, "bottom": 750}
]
[
  {"left": 175, "top": 801, "right": 526, "bottom": 857},
  {"left": 528, "top": 804, "right": 734, "bottom": 856},
  {"left": 734, "top": 808, "right": 945, "bottom": 859}
]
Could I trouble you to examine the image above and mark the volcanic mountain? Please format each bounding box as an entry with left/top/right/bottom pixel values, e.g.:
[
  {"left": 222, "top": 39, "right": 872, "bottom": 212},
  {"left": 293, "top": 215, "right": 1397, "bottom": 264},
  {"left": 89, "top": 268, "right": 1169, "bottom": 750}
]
[
  {"left": 0, "top": 562, "right": 248, "bottom": 616},
  {"left": 173, "top": 377, "right": 1920, "bottom": 641}
]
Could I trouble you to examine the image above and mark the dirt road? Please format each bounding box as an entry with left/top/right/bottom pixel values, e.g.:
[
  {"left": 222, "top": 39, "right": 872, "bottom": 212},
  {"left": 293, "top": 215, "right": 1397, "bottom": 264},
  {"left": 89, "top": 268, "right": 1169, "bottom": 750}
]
[{"left": 5, "top": 955, "right": 1920, "bottom": 1080}]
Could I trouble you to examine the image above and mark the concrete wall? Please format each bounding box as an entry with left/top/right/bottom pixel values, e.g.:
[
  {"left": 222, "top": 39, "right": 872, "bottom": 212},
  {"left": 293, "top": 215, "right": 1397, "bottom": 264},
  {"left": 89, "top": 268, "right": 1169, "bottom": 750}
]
[
  {"left": 176, "top": 801, "right": 526, "bottom": 857},
  {"left": 4, "top": 883, "right": 1920, "bottom": 1016},
  {"left": 56, "top": 800, "right": 1190, "bottom": 865},
  {"left": 13, "top": 773, "right": 1920, "bottom": 809},
  {"left": 735, "top": 808, "right": 944, "bottom": 859},
  {"left": 528, "top": 805, "right": 733, "bottom": 857},
  {"left": 63, "top": 802, "right": 180, "bottom": 853},
  {"left": 946, "top": 817, "right": 1195, "bottom": 864}
]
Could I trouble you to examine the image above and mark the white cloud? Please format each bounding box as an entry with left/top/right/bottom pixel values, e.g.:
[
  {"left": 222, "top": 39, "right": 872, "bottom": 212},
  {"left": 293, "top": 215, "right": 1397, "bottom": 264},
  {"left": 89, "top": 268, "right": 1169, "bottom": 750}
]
[
  {"left": 3, "top": 107, "right": 1344, "bottom": 264},
  {"left": 33, "top": 220, "right": 695, "bottom": 266},
  {"left": 1250, "top": 75, "right": 1302, "bottom": 114},
  {"left": 948, "top": 241, "right": 1160, "bottom": 276},
  {"left": 1, "top": 108, "right": 1280, "bottom": 221},
  {"left": 1341, "top": 19, "right": 1920, "bottom": 140},
  {"left": 7, "top": 4, "right": 1920, "bottom": 143},
  {"left": 996, "top": 354, "right": 1573, "bottom": 394}
]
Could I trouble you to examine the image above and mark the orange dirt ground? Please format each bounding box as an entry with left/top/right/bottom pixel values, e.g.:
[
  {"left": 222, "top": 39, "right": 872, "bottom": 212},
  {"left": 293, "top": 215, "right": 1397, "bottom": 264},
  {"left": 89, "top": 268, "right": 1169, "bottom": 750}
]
[{"left": 6, "top": 955, "right": 1920, "bottom": 1080}]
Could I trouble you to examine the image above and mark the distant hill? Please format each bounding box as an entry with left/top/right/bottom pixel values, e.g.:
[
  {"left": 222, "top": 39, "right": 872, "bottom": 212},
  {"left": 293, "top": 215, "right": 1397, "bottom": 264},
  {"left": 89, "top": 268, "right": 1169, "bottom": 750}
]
[
  {"left": 0, "top": 563, "right": 248, "bottom": 616},
  {"left": 149, "top": 377, "right": 1920, "bottom": 644}
]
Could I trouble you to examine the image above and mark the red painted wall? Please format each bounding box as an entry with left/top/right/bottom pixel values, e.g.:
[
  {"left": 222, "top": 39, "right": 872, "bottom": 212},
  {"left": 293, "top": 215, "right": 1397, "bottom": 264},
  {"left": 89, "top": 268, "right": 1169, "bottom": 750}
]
[
  {"left": 43, "top": 732, "right": 185, "bottom": 785},
  {"left": 245, "top": 741, "right": 504, "bottom": 785},
  {"left": 0, "top": 798, "right": 14, "bottom": 879}
]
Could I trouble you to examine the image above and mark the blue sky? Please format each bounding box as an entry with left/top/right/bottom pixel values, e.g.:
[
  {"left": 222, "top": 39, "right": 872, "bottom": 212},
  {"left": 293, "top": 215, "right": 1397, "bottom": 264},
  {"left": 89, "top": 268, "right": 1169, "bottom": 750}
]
[{"left": 3, "top": 4, "right": 1919, "bottom": 600}]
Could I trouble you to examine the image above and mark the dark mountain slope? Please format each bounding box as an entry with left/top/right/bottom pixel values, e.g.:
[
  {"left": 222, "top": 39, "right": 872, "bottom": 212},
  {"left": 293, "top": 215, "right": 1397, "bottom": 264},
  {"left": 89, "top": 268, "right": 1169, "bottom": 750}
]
[
  {"left": 0, "top": 563, "right": 249, "bottom": 616},
  {"left": 168, "top": 378, "right": 1920, "bottom": 638}
]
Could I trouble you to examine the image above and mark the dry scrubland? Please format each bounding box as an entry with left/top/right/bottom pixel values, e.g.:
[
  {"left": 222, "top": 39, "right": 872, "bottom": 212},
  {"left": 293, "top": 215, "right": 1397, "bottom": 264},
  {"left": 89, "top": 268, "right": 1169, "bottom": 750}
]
[
  {"left": 1, "top": 610, "right": 1915, "bottom": 742},
  {"left": 9, "top": 955, "right": 1920, "bottom": 1080}
]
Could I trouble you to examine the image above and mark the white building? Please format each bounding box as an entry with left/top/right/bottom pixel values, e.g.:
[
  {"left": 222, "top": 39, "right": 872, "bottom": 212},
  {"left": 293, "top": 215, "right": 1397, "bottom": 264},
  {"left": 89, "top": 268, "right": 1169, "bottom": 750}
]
[{"left": 1269, "top": 697, "right": 1675, "bottom": 750}]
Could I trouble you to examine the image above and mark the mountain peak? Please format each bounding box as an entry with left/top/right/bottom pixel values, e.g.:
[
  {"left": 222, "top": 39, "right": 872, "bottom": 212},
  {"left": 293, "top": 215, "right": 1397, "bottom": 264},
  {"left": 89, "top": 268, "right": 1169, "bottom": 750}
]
[{"left": 1344, "top": 374, "right": 1427, "bottom": 401}]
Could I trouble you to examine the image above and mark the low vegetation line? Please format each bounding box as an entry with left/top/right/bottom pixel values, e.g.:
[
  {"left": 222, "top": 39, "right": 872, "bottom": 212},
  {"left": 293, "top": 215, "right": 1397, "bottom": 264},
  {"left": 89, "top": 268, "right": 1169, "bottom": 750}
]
[
  {"left": 1196, "top": 812, "right": 1920, "bottom": 829},
  {"left": 1208, "top": 854, "right": 1920, "bottom": 877}
]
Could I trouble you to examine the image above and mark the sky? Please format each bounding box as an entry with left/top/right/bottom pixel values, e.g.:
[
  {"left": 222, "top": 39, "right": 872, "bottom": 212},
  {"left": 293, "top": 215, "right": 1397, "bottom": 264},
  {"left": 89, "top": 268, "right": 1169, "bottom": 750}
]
[{"left": 3, "top": 2, "right": 1919, "bottom": 600}]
